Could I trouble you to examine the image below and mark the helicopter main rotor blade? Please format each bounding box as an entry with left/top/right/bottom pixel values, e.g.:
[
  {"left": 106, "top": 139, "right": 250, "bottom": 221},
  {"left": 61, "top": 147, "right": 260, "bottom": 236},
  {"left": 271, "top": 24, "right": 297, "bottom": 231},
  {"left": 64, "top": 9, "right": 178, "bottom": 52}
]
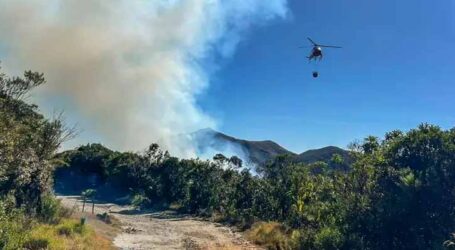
[
  {"left": 307, "top": 37, "right": 317, "bottom": 46},
  {"left": 298, "top": 45, "right": 312, "bottom": 48},
  {"left": 319, "top": 45, "right": 342, "bottom": 48}
]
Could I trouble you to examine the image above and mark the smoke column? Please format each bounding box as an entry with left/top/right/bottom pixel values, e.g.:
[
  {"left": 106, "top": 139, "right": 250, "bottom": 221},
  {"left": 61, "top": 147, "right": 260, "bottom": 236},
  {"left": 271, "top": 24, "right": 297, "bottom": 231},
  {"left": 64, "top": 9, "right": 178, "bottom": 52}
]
[{"left": 0, "top": 0, "right": 288, "bottom": 157}]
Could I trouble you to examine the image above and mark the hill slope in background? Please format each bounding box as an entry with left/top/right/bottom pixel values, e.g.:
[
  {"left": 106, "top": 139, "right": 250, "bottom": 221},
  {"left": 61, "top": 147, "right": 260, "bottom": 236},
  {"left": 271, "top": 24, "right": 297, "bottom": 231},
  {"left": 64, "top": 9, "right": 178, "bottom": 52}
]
[
  {"left": 191, "top": 128, "right": 352, "bottom": 166},
  {"left": 191, "top": 128, "right": 293, "bottom": 165},
  {"left": 296, "top": 146, "right": 352, "bottom": 164}
]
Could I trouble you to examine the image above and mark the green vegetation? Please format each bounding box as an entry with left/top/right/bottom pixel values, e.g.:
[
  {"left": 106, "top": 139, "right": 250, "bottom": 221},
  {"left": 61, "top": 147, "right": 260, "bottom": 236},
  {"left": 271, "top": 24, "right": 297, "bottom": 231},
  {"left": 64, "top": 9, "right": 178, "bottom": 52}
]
[
  {"left": 0, "top": 66, "right": 109, "bottom": 249},
  {"left": 0, "top": 68, "right": 66, "bottom": 213},
  {"left": 81, "top": 189, "right": 96, "bottom": 213},
  {"left": 247, "top": 222, "right": 297, "bottom": 249},
  {"left": 24, "top": 218, "right": 111, "bottom": 250},
  {"left": 3, "top": 64, "right": 455, "bottom": 249},
  {"left": 58, "top": 124, "right": 455, "bottom": 249}
]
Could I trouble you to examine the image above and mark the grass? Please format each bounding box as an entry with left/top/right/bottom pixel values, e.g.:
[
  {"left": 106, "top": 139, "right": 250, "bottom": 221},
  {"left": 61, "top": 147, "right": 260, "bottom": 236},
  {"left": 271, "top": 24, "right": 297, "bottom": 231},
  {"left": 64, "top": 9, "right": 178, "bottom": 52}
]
[
  {"left": 25, "top": 218, "right": 112, "bottom": 250},
  {"left": 246, "top": 222, "right": 295, "bottom": 250}
]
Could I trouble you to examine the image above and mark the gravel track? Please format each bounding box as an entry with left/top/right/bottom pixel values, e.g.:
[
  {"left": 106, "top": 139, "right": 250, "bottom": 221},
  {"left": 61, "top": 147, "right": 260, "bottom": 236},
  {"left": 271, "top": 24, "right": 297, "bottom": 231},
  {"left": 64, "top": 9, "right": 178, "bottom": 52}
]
[{"left": 58, "top": 196, "right": 261, "bottom": 250}]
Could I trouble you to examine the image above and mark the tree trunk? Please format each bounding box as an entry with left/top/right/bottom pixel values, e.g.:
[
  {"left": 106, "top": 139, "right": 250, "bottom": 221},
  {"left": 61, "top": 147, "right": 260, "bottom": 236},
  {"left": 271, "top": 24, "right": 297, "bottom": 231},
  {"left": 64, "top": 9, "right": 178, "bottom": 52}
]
[
  {"left": 82, "top": 197, "right": 86, "bottom": 212},
  {"left": 92, "top": 199, "right": 95, "bottom": 214}
]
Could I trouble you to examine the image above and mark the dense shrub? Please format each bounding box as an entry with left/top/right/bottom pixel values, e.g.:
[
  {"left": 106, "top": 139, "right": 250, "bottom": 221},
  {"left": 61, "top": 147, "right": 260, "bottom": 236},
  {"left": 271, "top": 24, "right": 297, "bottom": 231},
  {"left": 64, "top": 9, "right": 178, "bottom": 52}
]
[
  {"left": 131, "top": 193, "right": 152, "bottom": 209},
  {"left": 0, "top": 66, "right": 110, "bottom": 250},
  {"left": 313, "top": 227, "right": 343, "bottom": 250},
  {"left": 0, "top": 201, "right": 29, "bottom": 249},
  {"left": 23, "top": 238, "right": 49, "bottom": 250},
  {"left": 27, "top": 218, "right": 107, "bottom": 249},
  {"left": 38, "top": 195, "right": 73, "bottom": 224},
  {"left": 246, "top": 222, "right": 294, "bottom": 250}
]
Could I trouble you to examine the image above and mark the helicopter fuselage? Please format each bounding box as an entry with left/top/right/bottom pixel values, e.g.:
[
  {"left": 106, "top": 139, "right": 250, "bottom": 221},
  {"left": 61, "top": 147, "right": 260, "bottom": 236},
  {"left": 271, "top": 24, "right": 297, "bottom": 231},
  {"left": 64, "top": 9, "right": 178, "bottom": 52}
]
[{"left": 308, "top": 46, "right": 323, "bottom": 61}]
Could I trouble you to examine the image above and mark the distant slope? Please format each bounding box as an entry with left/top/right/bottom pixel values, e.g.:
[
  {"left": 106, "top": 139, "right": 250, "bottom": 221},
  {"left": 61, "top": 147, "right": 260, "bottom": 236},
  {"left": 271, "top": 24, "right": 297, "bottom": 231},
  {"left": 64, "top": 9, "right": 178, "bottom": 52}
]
[
  {"left": 296, "top": 146, "right": 352, "bottom": 164},
  {"left": 192, "top": 128, "right": 293, "bottom": 165},
  {"left": 192, "top": 129, "right": 352, "bottom": 167},
  {"left": 295, "top": 146, "right": 353, "bottom": 171}
]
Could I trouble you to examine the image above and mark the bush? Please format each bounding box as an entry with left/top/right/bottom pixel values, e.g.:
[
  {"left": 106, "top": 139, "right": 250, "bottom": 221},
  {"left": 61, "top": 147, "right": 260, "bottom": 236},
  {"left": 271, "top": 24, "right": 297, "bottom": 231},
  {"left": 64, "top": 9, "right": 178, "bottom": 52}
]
[
  {"left": 96, "top": 212, "right": 113, "bottom": 224},
  {"left": 97, "top": 212, "right": 109, "bottom": 222},
  {"left": 444, "top": 233, "right": 455, "bottom": 249},
  {"left": 38, "top": 196, "right": 72, "bottom": 224},
  {"left": 0, "top": 202, "right": 29, "bottom": 250},
  {"left": 131, "top": 193, "right": 151, "bottom": 209},
  {"left": 246, "top": 222, "right": 294, "bottom": 250},
  {"left": 23, "top": 238, "right": 49, "bottom": 250},
  {"left": 80, "top": 217, "right": 86, "bottom": 226},
  {"left": 314, "top": 227, "right": 343, "bottom": 250},
  {"left": 27, "top": 219, "right": 101, "bottom": 249},
  {"left": 72, "top": 220, "right": 87, "bottom": 235},
  {"left": 56, "top": 225, "right": 73, "bottom": 237}
]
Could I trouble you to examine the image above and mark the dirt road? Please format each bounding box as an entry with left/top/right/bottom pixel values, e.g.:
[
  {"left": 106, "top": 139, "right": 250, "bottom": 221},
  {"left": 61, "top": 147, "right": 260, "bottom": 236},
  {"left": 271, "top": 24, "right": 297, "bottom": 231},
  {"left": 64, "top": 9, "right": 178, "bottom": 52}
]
[{"left": 58, "top": 196, "right": 261, "bottom": 250}]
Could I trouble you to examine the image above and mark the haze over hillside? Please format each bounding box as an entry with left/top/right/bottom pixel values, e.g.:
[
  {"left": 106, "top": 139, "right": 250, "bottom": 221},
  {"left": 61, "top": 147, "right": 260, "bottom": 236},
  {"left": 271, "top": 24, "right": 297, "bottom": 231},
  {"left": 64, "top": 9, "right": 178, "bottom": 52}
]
[{"left": 191, "top": 128, "right": 351, "bottom": 166}]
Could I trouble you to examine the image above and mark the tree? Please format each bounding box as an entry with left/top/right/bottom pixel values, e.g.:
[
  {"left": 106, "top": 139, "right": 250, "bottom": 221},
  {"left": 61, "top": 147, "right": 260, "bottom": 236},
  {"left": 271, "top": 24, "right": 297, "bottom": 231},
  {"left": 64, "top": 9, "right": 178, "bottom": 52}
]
[
  {"left": 81, "top": 189, "right": 96, "bottom": 214},
  {"left": 0, "top": 67, "right": 74, "bottom": 214},
  {"left": 56, "top": 120, "right": 455, "bottom": 249},
  {"left": 229, "top": 156, "right": 243, "bottom": 169}
]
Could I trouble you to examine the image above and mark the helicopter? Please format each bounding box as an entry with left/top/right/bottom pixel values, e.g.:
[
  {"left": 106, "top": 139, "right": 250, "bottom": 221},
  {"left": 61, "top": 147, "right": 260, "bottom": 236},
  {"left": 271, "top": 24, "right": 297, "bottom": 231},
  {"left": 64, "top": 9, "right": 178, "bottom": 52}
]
[
  {"left": 300, "top": 37, "right": 341, "bottom": 78},
  {"left": 303, "top": 37, "right": 342, "bottom": 61}
]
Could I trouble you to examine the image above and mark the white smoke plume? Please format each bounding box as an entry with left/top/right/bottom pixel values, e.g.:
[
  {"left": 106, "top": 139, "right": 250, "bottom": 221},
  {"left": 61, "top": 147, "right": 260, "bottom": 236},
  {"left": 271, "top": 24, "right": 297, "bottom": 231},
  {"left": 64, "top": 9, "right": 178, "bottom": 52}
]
[{"left": 0, "top": 0, "right": 288, "bottom": 157}]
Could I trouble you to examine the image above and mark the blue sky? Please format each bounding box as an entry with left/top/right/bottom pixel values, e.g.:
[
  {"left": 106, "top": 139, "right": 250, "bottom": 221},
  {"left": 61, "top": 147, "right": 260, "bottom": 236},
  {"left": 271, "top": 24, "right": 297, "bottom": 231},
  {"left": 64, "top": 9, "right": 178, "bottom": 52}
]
[
  {"left": 198, "top": 0, "right": 455, "bottom": 153},
  {"left": 0, "top": 0, "right": 453, "bottom": 155}
]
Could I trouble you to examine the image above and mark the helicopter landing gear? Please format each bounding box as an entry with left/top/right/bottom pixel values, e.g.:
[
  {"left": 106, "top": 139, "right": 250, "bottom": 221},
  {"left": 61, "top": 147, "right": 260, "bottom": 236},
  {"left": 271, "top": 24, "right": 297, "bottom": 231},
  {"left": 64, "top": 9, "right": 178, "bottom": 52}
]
[{"left": 312, "top": 71, "right": 319, "bottom": 78}]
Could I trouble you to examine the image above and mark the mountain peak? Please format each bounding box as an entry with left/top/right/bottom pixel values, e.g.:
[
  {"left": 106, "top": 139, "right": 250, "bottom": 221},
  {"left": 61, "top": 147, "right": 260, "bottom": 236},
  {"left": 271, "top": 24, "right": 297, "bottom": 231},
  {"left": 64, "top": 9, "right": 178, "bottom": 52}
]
[
  {"left": 195, "top": 127, "right": 217, "bottom": 134},
  {"left": 191, "top": 129, "right": 351, "bottom": 167},
  {"left": 191, "top": 128, "right": 292, "bottom": 165}
]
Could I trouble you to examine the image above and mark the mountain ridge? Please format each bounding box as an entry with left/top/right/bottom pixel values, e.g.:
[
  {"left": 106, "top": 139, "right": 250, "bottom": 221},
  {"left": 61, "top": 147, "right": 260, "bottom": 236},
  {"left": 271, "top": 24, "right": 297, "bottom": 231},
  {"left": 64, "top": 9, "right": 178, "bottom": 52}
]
[{"left": 192, "top": 128, "right": 351, "bottom": 166}]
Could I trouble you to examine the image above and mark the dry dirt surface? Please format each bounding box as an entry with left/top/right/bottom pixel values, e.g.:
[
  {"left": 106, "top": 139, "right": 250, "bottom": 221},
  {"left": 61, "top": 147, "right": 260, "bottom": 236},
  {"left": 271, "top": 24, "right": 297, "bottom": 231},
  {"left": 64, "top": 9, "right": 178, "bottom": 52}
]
[{"left": 58, "top": 195, "right": 262, "bottom": 250}]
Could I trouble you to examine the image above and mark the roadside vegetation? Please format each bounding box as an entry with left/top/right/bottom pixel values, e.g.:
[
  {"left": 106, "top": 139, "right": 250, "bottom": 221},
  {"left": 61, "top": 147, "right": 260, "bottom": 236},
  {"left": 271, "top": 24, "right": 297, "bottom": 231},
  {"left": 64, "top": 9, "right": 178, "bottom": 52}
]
[
  {"left": 58, "top": 124, "right": 455, "bottom": 249},
  {"left": 0, "top": 67, "right": 110, "bottom": 249},
  {"left": 3, "top": 65, "right": 455, "bottom": 249}
]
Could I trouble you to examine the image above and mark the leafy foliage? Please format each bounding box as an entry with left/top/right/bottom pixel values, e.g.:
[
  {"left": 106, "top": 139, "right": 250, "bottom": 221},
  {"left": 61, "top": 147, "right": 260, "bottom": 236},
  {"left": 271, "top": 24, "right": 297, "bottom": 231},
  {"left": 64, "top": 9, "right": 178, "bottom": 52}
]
[
  {"left": 58, "top": 124, "right": 455, "bottom": 249},
  {"left": 25, "top": 218, "right": 110, "bottom": 250},
  {"left": 0, "top": 66, "right": 105, "bottom": 249},
  {"left": 0, "top": 201, "right": 30, "bottom": 249},
  {"left": 0, "top": 67, "right": 72, "bottom": 214}
]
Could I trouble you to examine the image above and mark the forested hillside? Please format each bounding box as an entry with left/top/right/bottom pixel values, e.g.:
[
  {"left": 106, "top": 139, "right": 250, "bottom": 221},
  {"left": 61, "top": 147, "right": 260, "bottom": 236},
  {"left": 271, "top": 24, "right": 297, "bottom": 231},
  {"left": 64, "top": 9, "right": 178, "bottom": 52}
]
[
  {"left": 57, "top": 124, "right": 455, "bottom": 249},
  {"left": 192, "top": 128, "right": 293, "bottom": 165},
  {"left": 192, "top": 128, "right": 352, "bottom": 167}
]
